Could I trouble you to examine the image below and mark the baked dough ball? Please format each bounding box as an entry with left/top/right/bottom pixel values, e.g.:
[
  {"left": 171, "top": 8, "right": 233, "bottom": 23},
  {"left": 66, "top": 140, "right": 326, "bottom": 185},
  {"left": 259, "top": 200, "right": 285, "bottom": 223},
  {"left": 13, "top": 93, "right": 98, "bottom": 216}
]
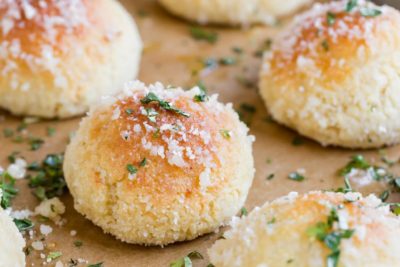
[
  {"left": 0, "top": 0, "right": 142, "bottom": 118},
  {"left": 259, "top": 0, "right": 400, "bottom": 148},
  {"left": 0, "top": 208, "right": 25, "bottom": 267},
  {"left": 209, "top": 191, "right": 400, "bottom": 267},
  {"left": 64, "top": 81, "right": 255, "bottom": 245},
  {"left": 159, "top": 0, "right": 313, "bottom": 25}
]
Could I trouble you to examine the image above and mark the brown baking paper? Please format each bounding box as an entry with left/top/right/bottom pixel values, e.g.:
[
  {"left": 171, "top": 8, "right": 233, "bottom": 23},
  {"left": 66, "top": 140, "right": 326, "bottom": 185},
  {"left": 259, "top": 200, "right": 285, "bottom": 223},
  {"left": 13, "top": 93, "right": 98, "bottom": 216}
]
[{"left": 1, "top": 0, "right": 400, "bottom": 266}]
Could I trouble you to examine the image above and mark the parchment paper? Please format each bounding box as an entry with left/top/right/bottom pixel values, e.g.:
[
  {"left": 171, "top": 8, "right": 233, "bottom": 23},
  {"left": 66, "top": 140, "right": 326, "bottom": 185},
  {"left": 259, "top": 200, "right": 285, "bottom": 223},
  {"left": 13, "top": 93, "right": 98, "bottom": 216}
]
[{"left": 1, "top": 0, "right": 400, "bottom": 266}]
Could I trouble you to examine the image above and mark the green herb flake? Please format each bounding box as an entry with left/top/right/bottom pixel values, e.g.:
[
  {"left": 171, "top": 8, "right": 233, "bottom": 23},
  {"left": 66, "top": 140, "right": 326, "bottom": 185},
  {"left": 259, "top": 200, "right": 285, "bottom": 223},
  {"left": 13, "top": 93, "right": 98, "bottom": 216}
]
[
  {"left": 219, "top": 57, "right": 237, "bottom": 66},
  {"left": 267, "top": 173, "right": 275, "bottom": 180},
  {"left": 288, "top": 172, "right": 305, "bottom": 182},
  {"left": 7, "top": 151, "right": 19, "bottom": 163},
  {"left": 87, "top": 262, "right": 103, "bottom": 267},
  {"left": 139, "top": 158, "right": 147, "bottom": 167},
  {"left": 240, "top": 207, "right": 248, "bottom": 217},
  {"left": 379, "top": 190, "right": 390, "bottom": 202},
  {"left": 125, "top": 108, "right": 134, "bottom": 115},
  {"left": 0, "top": 173, "right": 18, "bottom": 209},
  {"left": 145, "top": 108, "right": 159, "bottom": 123},
  {"left": 74, "top": 240, "right": 83, "bottom": 248},
  {"left": 238, "top": 103, "right": 257, "bottom": 126},
  {"left": 47, "top": 127, "right": 56, "bottom": 137},
  {"left": 194, "top": 81, "right": 208, "bottom": 102},
  {"left": 307, "top": 207, "right": 355, "bottom": 267},
  {"left": 170, "top": 250, "right": 204, "bottom": 267},
  {"left": 187, "top": 251, "right": 203, "bottom": 260},
  {"left": 327, "top": 12, "right": 336, "bottom": 26},
  {"left": 292, "top": 136, "right": 304, "bottom": 146},
  {"left": 339, "top": 155, "right": 370, "bottom": 176},
  {"left": 126, "top": 164, "right": 138, "bottom": 175},
  {"left": 321, "top": 39, "right": 330, "bottom": 52},
  {"left": 345, "top": 0, "right": 358, "bottom": 12},
  {"left": 232, "top": 47, "right": 243, "bottom": 54},
  {"left": 29, "top": 137, "right": 44, "bottom": 151},
  {"left": 360, "top": 8, "right": 382, "bottom": 17},
  {"left": 13, "top": 218, "right": 34, "bottom": 232},
  {"left": 267, "top": 217, "right": 276, "bottom": 225},
  {"left": 47, "top": 251, "right": 62, "bottom": 261},
  {"left": 190, "top": 27, "right": 218, "bottom": 44},
  {"left": 17, "top": 122, "right": 27, "bottom": 132},
  {"left": 220, "top": 129, "right": 231, "bottom": 139},
  {"left": 3, "top": 128, "right": 14, "bottom": 138},
  {"left": 141, "top": 92, "right": 190, "bottom": 118},
  {"left": 28, "top": 154, "right": 66, "bottom": 201}
]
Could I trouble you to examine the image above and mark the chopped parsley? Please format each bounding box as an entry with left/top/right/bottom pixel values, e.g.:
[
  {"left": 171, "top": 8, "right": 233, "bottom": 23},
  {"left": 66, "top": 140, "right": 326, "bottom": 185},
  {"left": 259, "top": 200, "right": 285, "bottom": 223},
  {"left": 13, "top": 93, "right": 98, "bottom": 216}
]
[
  {"left": 321, "top": 39, "right": 330, "bottom": 52},
  {"left": 139, "top": 158, "right": 147, "bottom": 167},
  {"left": 125, "top": 108, "right": 133, "bottom": 115},
  {"left": 267, "top": 217, "right": 276, "bottom": 224},
  {"left": 339, "top": 155, "right": 370, "bottom": 176},
  {"left": 74, "top": 240, "right": 83, "bottom": 248},
  {"left": 189, "top": 27, "right": 218, "bottom": 44},
  {"left": 292, "top": 136, "right": 304, "bottom": 146},
  {"left": 47, "top": 251, "right": 62, "bottom": 261},
  {"left": 47, "top": 127, "right": 56, "bottom": 137},
  {"left": 7, "top": 151, "right": 19, "bottom": 163},
  {"left": 237, "top": 103, "right": 256, "bottom": 126},
  {"left": 145, "top": 108, "right": 159, "bottom": 123},
  {"left": 3, "top": 128, "right": 14, "bottom": 138},
  {"left": 29, "top": 137, "right": 44, "bottom": 151},
  {"left": 345, "top": 0, "right": 358, "bottom": 12},
  {"left": 267, "top": 173, "right": 275, "bottom": 180},
  {"left": 194, "top": 81, "right": 208, "bottom": 102},
  {"left": 28, "top": 154, "right": 66, "bottom": 201},
  {"left": 186, "top": 251, "right": 204, "bottom": 260},
  {"left": 232, "top": 47, "right": 243, "bottom": 54},
  {"left": 126, "top": 164, "right": 138, "bottom": 175},
  {"left": 360, "top": 7, "right": 382, "bottom": 17},
  {"left": 219, "top": 57, "right": 237, "bottom": 66},
  {"left": 87, "top": 263, "right": 103, "bottom": 267},
  {"left": 288, "top": 172, "right": 305, "bottom": 182},
  {"left": 0, "top": 172, "right": 18, "bottom": 209},
  {"left": 240, "top": 207, "right": 248, "bottom": 217},
  {"left": 254, "top": 39, "right": 273, "bottom": 58},
  {"left": 379, "top": 190, "right": 390, "bottom": 202},
  {"left": 307, "top": 207, "right": 355, "bottom": 267},
  {"left": 141, "top": 92, "right": 190, "bottom": 118},
  {"left": 327, "top": 12, "right": 336, "bottom": 26},
  {"left": 13, "top": 218, "right": 34, "bottom": 232},
  {"left": 220, "top": 130, "right": 231, "bottom": 139},
  {"left": 170, "top": 251, "right": 204, "bottom": 267}
]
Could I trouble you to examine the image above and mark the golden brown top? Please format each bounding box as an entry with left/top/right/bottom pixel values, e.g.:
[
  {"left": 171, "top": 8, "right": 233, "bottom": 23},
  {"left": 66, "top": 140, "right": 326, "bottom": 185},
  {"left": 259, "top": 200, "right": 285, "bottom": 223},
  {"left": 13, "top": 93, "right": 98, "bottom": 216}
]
[
  {"left": 265, "top": 0, "right": 400, "bottom": 84},
  {"left": 79, "top": 82, "right": 251, "bottom": 203}
]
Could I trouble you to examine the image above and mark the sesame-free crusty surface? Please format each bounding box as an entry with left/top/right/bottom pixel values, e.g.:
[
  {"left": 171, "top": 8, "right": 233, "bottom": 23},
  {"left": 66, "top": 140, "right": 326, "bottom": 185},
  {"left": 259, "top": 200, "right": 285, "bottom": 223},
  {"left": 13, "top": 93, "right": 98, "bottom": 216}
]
[{"left": 1, "top": 0, "right": 400, "bottom": 266}]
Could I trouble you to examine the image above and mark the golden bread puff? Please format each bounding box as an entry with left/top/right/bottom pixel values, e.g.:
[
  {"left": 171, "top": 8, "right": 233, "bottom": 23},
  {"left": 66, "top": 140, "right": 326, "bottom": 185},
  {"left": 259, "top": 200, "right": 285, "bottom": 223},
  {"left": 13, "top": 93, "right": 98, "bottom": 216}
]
[
  {"left": 159, "top": 0, "right": 313, "bottom": 25},
  {"left": 259, "top": 0, "right": 400, "bottom": 148},
  {"left": 209, "top": 191, "right": 400, "bottom": 267},
  {"left": 63, "top": 81, "right": 255, "bottom": 245},
  {"left": 0, "top": 207, "right": 25, "bottom": 267},
  {"left": 0, "top": 0, "right": 142, "bottom": 118}
]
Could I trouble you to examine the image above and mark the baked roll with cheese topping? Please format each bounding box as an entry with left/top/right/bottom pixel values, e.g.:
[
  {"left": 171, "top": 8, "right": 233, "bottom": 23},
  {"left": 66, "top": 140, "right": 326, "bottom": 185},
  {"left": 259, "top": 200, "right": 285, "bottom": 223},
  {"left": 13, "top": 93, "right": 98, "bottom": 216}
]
[
  {"left": 259, "top": 0, "right": 400, "bottom": 148},
  {"left": 159, "top": 0, "right": 313, "bottom": 25},
  {"left": 209, "top": 191, "right": 400, "bottom": 267},
  {"left": 0, "top": 207, "right": 25, "bottom": 267},
  {"left": 0, "top": 0, "right": 142, "bottom": 118},
  {"left": 63, "top": 81, "right": 255, "bottom": 245}
]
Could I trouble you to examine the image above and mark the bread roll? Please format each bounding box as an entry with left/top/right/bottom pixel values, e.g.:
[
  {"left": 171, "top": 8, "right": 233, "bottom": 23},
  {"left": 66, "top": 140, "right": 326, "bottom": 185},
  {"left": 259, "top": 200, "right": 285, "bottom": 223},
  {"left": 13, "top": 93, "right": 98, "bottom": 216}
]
[
  {"left": 259, "top": 0, "right": 400, "bottom": 148},
  {"left": 0, "top": 0, "right": 142, "bottom": 118},
  {"left": 63, "top": 81, "right": 255, "bottom": 245},
  {"left": 209, "top": 191, "right": 400, "bottom": 267},
  {"left": 159, "top": 0, "right": 313, "bottom": 25},
  {"left": 0, "top": 207, "right": 25, "bottom": 267}
]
